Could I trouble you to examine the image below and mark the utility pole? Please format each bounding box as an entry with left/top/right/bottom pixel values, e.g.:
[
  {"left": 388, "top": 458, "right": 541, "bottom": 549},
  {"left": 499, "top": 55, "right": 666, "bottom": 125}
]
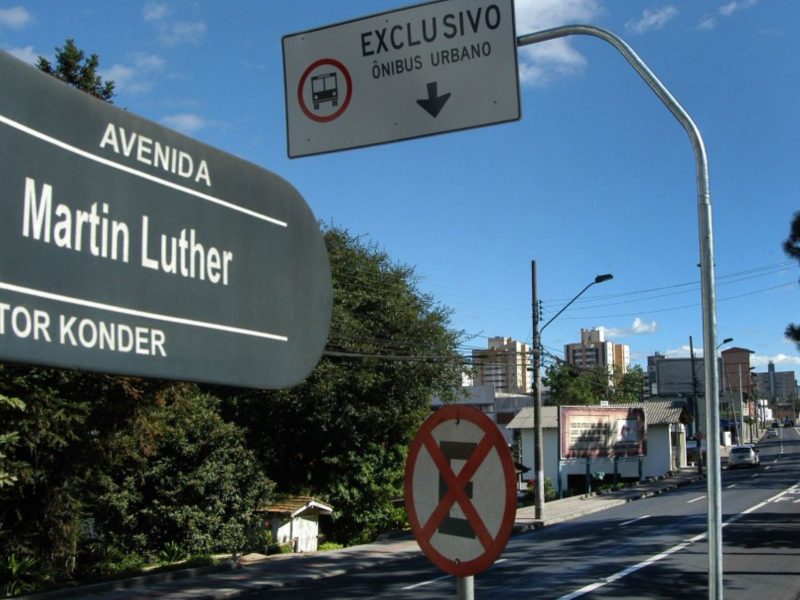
[
  {"left": 530, "top": 262, "right": 612, "bottom": 520},
  {"left": 690, "top": 336, "right": 702, "bottom": 474},
  {"left": 531, "top": 260, "right": 545, "bottom": 520}
]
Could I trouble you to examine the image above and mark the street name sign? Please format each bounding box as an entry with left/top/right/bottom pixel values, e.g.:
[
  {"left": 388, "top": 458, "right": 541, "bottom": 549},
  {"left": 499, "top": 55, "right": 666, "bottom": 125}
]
[
  {"left": 283, "top": 0, "right": 520, "bottom": 157},
  {"left": 0, "top": 51, "right": 332, "bottom": 389},
  {"left": 405, "top": 404, "right": 516, "bottom": 577}
]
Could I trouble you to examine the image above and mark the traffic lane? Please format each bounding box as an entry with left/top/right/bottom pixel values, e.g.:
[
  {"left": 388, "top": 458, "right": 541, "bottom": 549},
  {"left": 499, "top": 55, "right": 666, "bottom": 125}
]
[
  {"left": 569, "top": 481, "right": 800, "bottom": 600},
  {"left": 547, "top": 436, "right": 800, "bottom": 600},
  {"left": 239, "top": 551, "right": 443, "bottom": 599},
  {"left": 484, "top": 464, "right": 799, "bottom": 598}
]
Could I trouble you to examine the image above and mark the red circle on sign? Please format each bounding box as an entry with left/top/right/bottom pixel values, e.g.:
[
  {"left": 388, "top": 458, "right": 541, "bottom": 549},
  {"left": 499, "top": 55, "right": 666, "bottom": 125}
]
[
  {"left": 297, "top": 58, "right": 352, "bottom": 123},
  {"left": 405, "top": 404, "right": 517, "bottom": 577}
]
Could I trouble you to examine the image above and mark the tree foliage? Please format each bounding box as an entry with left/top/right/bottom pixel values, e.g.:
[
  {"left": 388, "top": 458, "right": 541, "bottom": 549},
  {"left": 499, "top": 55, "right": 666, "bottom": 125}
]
[
  {"left": 543, "top": 361, "right": 644, "bottom": 405},
  {"left": 37, "top": 38, "right": 115, "bottom": 101},
  {"left": 93, "top": 386, "right": 273, "bottom": 559},
  {"left": 222, "top": 226, "right": 463, "bottom": 545},
  {"left": 784, "top": 211, "right": 800, "bottom": 349}
]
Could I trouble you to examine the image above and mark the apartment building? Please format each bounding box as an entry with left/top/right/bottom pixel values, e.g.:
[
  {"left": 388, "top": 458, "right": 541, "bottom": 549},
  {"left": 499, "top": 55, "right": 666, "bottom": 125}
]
[
  {"left": 564, "top": 328, "right": 629, "bottom": 376},
  {"left": 471, "top": 336, "right": 532, "bottom": 394}
]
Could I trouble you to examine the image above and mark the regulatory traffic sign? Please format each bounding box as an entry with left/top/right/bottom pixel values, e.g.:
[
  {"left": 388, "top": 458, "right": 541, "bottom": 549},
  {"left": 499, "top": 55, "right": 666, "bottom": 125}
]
[
  {"left": 405, "top": 404, "right": 516, "bottom": 577},
  {"left": 0, "top": 50, "right": 332, "bottom": 389},
  {"left": 283, "top": 0, "right": 520, "bottom": 157}
]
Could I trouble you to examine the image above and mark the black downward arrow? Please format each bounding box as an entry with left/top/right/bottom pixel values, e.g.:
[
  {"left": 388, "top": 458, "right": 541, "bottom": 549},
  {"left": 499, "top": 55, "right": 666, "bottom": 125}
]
[{"left": 416, "top": 82, "right": 451, "bottom": 118}]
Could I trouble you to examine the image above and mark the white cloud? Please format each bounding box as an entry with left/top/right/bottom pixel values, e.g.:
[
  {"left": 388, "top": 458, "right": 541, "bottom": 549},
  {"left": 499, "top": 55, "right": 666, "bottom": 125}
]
[
  {"left": 143, "top": 1, "right": 170, "bottom": 22},
  {"left": 0, "top": 6, "right": 33, "bottom": 29},
  {"left": 102, "top": 53, "right": 165, "bottom": 95},
  {"left": 697, "top": 16, "right": 717, "bottom": 31},
  {"left": 159, "top": 21, "right": 206, "bottom": 46},
  {"left": 601, "top": 318, "right": 659, "bottom": 338},
  {"left": 514, "top": 0, "right": 602, "bottom": 86},
  {"left": 134, "top": 52, "right": 165, "bottom": 71},
  {"left": 625, "top": 6, "right": 679, "bottom": 35},
  {"left": 719, "top": 0, "right": 759, "bottom": 17},
  {"left": 6, "top": 45, "right": 38, "bottom": 65},
  {"left": 698, "top": 0, "right": 759, "bottom": 31},
  {"left": 161, "top": 113, "right": 209, "bottom": 135},
  {"left": 751, "top": 353, "right": 800, "bottom": 368}
]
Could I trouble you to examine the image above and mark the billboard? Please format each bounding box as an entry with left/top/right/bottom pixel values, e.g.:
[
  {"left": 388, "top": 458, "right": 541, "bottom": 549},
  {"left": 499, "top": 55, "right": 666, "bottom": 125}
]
[
  {"left": 0, "top": 51, "right": 332, "bottom": 389},
  {"left": 560, "top": 406, "right": 646, "bottom": 459}
]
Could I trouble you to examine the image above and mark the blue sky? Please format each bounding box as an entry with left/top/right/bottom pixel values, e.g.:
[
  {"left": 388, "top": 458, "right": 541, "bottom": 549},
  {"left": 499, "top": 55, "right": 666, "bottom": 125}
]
[{"left": 2, "top": 0, "right": 798, "bottom": 382}]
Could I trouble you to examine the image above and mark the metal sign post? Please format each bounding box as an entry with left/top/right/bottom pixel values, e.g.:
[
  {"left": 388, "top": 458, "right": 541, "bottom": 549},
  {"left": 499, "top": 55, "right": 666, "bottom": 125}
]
[{"left": 517, "top": 25, "right": 721, "bottom": 598}]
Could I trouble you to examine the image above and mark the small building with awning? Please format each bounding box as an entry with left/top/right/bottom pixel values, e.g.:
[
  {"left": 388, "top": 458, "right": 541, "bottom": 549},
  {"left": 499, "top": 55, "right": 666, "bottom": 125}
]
[
  {"left": 507, "top": 400, "right": 688, "bottom": 496},
  {"left": 259, "top": 496, "right": 333, "bottom": 553}
]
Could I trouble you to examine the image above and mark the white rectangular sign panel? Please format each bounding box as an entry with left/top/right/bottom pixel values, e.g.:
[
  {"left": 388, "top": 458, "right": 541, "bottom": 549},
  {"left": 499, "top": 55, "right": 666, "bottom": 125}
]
[{"left": 283, "top": 0, "right": 520, "bottom": 157}]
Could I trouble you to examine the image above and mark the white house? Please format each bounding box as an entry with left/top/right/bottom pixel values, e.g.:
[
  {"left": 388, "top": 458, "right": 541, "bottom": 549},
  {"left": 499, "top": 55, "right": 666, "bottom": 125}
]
[
  {"left": 507, "top": 400, "right": 688, "bottom": 496},
  {"left": 260, "top": 496, "right": 333, "bottom": 553}
]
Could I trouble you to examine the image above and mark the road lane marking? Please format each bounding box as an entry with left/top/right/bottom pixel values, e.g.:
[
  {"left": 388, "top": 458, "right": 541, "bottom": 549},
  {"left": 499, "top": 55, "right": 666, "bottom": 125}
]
[
  {"left": 401, "top": 559, "right": 508, "bottom": 590},
  {"left": 619, "top": 515, "right": 651, "bottom": 527},
  {"left": 727, "top": 484, "right": 737, "bottom": 489},
  {"left": 402, "top": 574, "right": 450, "bottom": 590},
  {"left": 557, "top": 481, "right": 800, "bottom": 600},
  {"left": 687, "top": 495, "right": 706, "bottom": 504}
]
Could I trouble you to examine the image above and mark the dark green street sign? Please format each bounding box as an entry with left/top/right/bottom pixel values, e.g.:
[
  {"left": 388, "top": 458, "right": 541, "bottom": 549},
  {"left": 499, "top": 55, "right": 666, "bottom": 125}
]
[{"left": 0, "top": 51, "right": 332, "bottom": 389}]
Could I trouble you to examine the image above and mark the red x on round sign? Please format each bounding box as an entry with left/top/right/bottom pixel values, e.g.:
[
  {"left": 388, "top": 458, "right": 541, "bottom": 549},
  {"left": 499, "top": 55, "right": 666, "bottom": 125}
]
[{"left": 405, "top": 404, "right": 516, "bottom": 577}]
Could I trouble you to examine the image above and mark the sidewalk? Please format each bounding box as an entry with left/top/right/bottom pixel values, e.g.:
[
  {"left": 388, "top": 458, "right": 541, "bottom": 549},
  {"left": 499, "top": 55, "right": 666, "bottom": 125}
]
[{"left": 21, "top": 468, "right": 706, "bottom": 600}]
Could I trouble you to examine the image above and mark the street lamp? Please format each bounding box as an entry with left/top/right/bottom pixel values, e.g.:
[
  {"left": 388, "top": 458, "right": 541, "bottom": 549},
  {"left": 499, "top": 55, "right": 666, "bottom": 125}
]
[{"left": 531, "top": 264, "right": 613, "bottom": 520}]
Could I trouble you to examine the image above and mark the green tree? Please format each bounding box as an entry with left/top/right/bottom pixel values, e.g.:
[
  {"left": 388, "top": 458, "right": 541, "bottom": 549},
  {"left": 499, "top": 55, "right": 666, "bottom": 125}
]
[
  {"left": 784, "top": 211, "right": 800, "bottom": 349},
  {"left": 222, "top": 226, "right": 463, "bottom": 545},
  {"left": 37, "top": 38, "right": 115, "bottom": 101},
  {"left": 544, "top": 361, "right": 643, "bottom": 405},
  {"left": 94, "top": 386, "right": 273, "bottom": 560},
  {"left": 544, "top": 360, "right": 609, "bottom": 405},
  {"left": 0, "top": 394, "right": 25, "bottom": 489},
  {"left": 613, "top": 365, "right": 645, "bottom": 403}
]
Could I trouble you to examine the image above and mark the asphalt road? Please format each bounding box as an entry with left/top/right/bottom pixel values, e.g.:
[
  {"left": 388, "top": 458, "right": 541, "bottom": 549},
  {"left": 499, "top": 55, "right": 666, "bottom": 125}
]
[{"left": 247, "top": 427, "right": 800, "bottom": 599}]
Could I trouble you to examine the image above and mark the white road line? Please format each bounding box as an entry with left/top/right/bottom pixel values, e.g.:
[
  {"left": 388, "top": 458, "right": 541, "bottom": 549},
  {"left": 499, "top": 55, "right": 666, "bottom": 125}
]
[
  {"left": 402, "top": 574, "right": 450, "bottom": 590},
  {"left": 401, "top": 559, "right": 508, "bottom": 591},
  {"left": 687, "top": 495, "right": 706, "bottom": 504},
  {"left": 619, "top": 515, "right": 651, "bottom": 527},
  {"left": 557, "top": 481, "right": 800, "bottom": 600}
]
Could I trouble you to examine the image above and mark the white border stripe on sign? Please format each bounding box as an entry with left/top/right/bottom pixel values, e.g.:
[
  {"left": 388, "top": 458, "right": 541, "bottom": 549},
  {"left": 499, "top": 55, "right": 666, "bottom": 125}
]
[
  {"left": 0, "top": 113, "right": 288, "bottom": 228},
  {"left": 0, "top": 282, "right": 289, "bottom": 342}
]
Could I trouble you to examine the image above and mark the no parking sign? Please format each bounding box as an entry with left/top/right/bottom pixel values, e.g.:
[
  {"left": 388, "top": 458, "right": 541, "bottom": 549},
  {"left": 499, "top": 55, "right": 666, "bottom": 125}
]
[{"left": 405, "top": 404, "right": 516, "bottom": 577}]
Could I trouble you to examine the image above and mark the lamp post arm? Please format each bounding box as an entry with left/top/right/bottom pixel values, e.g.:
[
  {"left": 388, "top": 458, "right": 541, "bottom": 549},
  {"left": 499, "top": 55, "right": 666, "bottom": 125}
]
[{"left": 540, "top": 281, "right": 595, "bottom": 334}]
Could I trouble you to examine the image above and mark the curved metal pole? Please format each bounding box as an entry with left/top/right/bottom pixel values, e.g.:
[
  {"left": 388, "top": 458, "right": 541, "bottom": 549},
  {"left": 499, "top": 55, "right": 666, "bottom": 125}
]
[
  {"left": 540, "top": 280, "right": 595, "bottom": 334},
  {"left": 518, "top": 25, "right": 722, "bottom": 598}
]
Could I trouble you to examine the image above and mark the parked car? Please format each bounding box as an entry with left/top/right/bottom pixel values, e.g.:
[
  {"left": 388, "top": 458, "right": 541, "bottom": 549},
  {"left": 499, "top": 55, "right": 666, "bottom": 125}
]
[
  {"left": 728, "top": 445, "right": 760, "bottom": 469},
  {"left": 766, "top": 428, "right": 780, "bottom": 439}
]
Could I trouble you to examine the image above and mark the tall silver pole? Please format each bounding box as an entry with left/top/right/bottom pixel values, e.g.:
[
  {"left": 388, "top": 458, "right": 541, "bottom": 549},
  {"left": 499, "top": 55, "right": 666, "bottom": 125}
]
[
  {"left": 531, "top": 261, "right": 545, "bottom": 519},
  {"left": 518, "top": 25, "right": 721, "bottom": 598}
]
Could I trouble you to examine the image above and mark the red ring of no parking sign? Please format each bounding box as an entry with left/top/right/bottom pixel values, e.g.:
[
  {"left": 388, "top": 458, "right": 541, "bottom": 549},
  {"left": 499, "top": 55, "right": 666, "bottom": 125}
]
[
  {"left": 297, "top": 58, "right": 352, "bottom": 123},
  {"left": 405, "top": 404, "right": 517, "bottom": 577}
]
